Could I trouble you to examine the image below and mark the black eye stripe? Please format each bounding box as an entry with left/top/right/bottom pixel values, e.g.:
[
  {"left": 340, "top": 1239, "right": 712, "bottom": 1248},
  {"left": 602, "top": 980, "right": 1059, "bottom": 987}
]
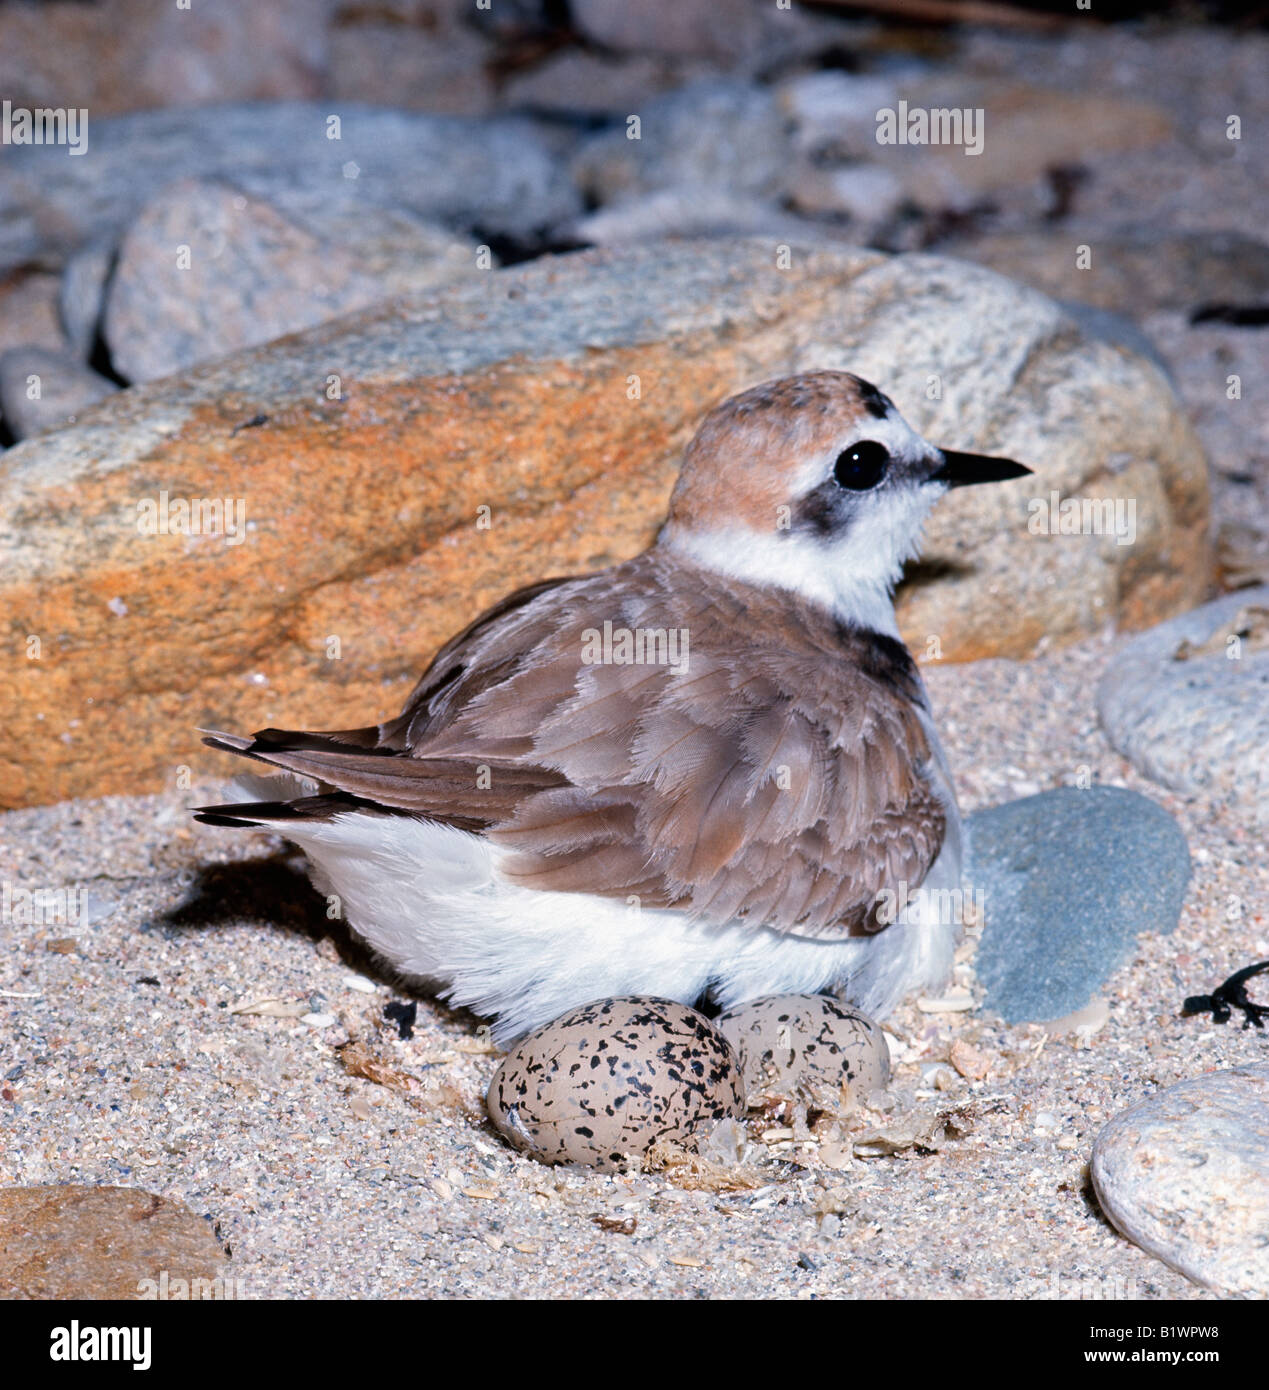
[{"left": 833, "top": 441, "right": 890, "bottom": 490}]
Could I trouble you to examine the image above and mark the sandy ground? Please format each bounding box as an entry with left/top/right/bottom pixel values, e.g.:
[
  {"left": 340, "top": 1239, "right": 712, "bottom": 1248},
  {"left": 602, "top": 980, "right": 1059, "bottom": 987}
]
[
  {"left": 3, "top": 13, "right": 1268, "bottom": 1305},
  {"left": 1, "top": 630, "right": 1263, "bottom": 1300}
]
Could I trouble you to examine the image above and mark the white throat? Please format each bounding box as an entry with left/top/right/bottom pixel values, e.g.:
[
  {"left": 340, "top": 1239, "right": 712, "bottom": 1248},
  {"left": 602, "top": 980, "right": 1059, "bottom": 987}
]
[{"left": 660, "top": 522, "right": 905, "bottom": 639}]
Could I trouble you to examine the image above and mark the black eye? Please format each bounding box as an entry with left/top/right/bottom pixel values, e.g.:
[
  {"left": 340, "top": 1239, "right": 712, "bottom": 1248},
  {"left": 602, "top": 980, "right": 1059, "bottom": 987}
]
[{"left": 833, "top": 441, "right": 890, "bottom": 490}]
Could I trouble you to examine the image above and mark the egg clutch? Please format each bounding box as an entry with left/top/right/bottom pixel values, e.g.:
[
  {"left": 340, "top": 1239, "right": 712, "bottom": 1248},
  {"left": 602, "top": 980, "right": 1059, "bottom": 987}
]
[{"left": 485, "top": 994, "right": 891, "bottom": 1170}]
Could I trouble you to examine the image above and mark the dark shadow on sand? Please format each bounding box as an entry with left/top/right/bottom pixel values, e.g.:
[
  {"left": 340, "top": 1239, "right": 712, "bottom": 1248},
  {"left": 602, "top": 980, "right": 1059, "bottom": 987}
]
[{"left": 161, "top": 852, "right": 486, "bottom": 1037}]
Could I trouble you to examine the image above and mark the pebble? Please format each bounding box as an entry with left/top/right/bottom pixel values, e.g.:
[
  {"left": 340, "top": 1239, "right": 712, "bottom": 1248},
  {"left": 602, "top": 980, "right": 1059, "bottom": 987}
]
[
  {"left": 1091, "top": 1065, "right": 1269, "bottom": 1296},
  {"left": 570, "top": 80, "right": 789, "bottom": 206},
  {"left": 0, "top": 271, "right": 66, "bottom": 356},
  {"left": 0, "top": 345, "right": 114, "bottom": 439},
  {"left": 968, "top": 786, "right": 1190, "bottom": 1023},
  {"left": 569, "top": 0, "right": 768, "bottom": 63},
  {"left": 58, "top": 240, "right": 115, "bottom": 359},
  {"left": 1097, "top": 587, "right": 1269, "bottom": 827},
  {"left": 0, "top": 1185, "right": 227, "bottom": 1298}
]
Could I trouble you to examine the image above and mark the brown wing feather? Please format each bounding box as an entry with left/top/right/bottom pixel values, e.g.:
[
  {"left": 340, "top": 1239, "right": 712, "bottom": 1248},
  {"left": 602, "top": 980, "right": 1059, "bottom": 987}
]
[{"left": 208, "top": 550, "right": 945, "bottom": 938}]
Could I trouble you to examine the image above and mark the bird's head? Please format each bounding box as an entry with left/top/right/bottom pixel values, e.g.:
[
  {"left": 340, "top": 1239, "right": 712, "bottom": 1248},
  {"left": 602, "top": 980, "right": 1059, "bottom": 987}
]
[{"left": 659, "top": 370, "right": 1032, "bottom": 630}]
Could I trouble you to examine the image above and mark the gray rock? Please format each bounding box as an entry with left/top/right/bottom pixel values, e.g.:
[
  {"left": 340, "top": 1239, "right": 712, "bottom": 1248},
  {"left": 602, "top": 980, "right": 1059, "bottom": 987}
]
[
  {"left": 0, "top": 274, "right": 66, "bottom": 357},
  {"left": 785, "top": 163, "right": 907, "bottom": 230},
  {"left": 502, "top": 50, "right": 704, "bottom": 118},
  {"left": 968, "top": 786, "right": 1190, "bottom": 1023},
  {"left": 568, "top": 0, "right": 847, "bottom": 70},
  {"left": 1097, "top": 588, "right": 1269, "bottom": 827},
  {"left": 570, "top": 188, "right": 836, "bottom": 248},
  {"left": 103, "top": 178, "right": 479, "bottom": 384},
  {"left": 1092, "top": 1065, "right": 1269, "bottom": 1296},
  {"left": 0, "top": 102, "right": 581, "bottom": 275},
  {"left": 568, "top": 0, "right": 766, "bottom": 61},
  {"left": 0, "top": 346, "right": 115, "bottom": 439},
  {"left": 59, "top": 242, "right": 116, "bottom": 361},
  {"left": 777, "top": 71, "right": 902, "bottom": 158},
  {"left": 882, "top": 77, "right": 1172, "bottom": 204},
  {"left": 570, "top": 81, "right": 790, "bottom": 206},
  {"left": 943, "top": 229, "right": 1269, "bottom": 318},
  {"left": 329, "top": 19, "right": 496, "bottom": 116},
  {"left": 1053, "top": 301, "right": 1173, "bottom": 383},
  {"left": 0, "top": 0, "right": 332, "bottom": 119}
]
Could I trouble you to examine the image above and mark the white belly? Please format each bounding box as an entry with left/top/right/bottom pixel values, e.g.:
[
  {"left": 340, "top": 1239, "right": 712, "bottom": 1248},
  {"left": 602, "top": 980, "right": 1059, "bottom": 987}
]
[{"left": 275, "top": 801, "right": 963, "bottom": 1042}]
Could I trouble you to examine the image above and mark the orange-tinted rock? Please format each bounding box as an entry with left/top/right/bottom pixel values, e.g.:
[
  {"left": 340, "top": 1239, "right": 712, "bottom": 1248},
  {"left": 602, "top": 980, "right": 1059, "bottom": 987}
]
[
  {"left": 0, "top": 239, "right": 1210, "bottom": 809},
  {"left": 0, "top": 1185, "right": 227, "bottom": 1299}
]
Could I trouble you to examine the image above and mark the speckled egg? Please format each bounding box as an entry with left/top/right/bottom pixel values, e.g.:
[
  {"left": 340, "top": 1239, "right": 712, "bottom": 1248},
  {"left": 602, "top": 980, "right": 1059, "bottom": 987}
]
[
  {"left": 716, "top": 995, "right": 890, "bottom": 1111},
  {"left": 486, "top": 996, "right": 746, "bottom": 1169}
]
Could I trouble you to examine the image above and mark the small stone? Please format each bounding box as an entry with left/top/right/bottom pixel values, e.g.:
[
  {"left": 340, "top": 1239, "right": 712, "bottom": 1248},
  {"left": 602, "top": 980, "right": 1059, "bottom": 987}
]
[
  {"left": 887, "top": 78, "right": 1171, "bottom": 203},
  {"left": 817, "top": 1144, "right": 855, "bottom": 1171},
  {"left": 502, "top": 50, "right": 687, "bottom": 118},
  {"left": 777, "top": 71, "right": 900, "bottom": 155},
  {"left": 0, "top": 273, "right": 66, "bottom": 356},
  {"left": 0, "top": 346, "right": 115, "bottom": 438},
  {"left": 569, "top": 0, "right": 764, "bottom": 61},
  {"left": 59, "top": 241, "right": 116, "bottom": 360},
  {"left": 916, "top": 991, "right": 975, "bottom": 1014},
  {"left": 0, "top": 1185, "right": 227, "bottom": 1298},
  {"left": 1097, "top": 587, "right": 1269, "bottom": 828},
  {"left": 1091, "top": 1065, "right": 1269, "bottom": 1296},
  {"left": 785, "top": 162, "right": 906, "bottom": 229},
  {"left": 1040, "top": 996, "right": 1110, "bottom": 1042},
  {"left": 949, "top": 1039, "right": 991, "bottom": 1081},
  {"left": 0, "top": 0, "right": 329, "bottom": 122},
  {"left": 569, "top": 188, "right": 819, "bottom": 248},
  {"left": 696, "top": 1116, "right": 750, "bottom": 1167},
  {"left": 570, "top": 81, "right": 789, "bottom": 206},
  {"left": 968, "top": 787, "right": 1190, "bottom": 1024},
  {"left": 329, "top": 19, "right": 495, "bottom": 116}
]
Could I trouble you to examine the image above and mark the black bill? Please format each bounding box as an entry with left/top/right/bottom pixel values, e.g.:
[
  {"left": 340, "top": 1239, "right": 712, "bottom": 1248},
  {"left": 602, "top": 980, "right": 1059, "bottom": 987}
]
[{"left": 930, "top": 450, "right": 1033, "bottom": 488}]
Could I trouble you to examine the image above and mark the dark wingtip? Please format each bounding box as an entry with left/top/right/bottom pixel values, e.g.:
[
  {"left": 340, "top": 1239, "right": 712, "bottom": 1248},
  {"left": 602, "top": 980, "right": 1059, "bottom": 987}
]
[{"left": 192, "top": 801, "right": 278, "bottom": 828}]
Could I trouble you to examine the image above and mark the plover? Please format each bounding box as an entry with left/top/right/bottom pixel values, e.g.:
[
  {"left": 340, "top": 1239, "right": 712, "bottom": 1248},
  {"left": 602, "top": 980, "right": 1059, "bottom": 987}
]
[{"left": 197, "top": 371, "right": 1030, "bottom": 1039}]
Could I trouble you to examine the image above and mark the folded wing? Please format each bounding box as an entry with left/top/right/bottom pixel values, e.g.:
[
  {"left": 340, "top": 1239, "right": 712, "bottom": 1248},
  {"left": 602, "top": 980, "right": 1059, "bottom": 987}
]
[{"left": 198, "top": 551, "right": 945, "bottom": 939}]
